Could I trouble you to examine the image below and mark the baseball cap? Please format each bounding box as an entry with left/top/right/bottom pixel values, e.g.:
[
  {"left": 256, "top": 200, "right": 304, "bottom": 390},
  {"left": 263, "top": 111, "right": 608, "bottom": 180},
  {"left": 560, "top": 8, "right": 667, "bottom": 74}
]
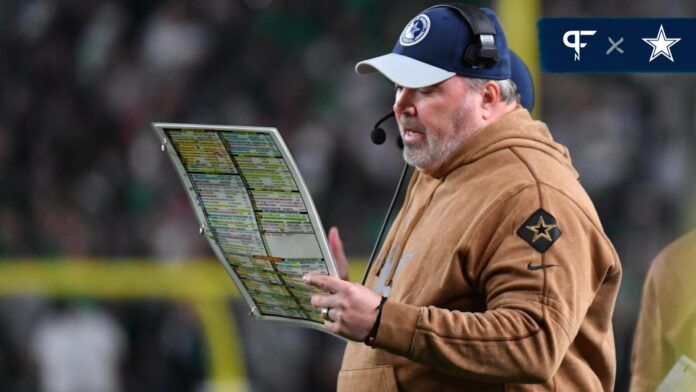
[
  {"left": 356, "top": 5, "right": 535, "bottom": 111},
  {"left": 356, "top": 6, "right": 511, "bottom": 87},
  {"left": 509, "top": 50, "right": 535, "bottom": 111}
]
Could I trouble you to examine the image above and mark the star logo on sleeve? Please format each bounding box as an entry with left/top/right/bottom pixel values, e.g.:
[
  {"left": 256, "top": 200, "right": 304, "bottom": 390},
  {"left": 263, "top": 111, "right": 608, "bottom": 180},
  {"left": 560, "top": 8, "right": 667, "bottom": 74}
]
[
  {"left": 526, "top": 216, "right": 556, "bottom": 242},
  {"left": 517, "top": 209, "right": 562, "bottom": 253}
]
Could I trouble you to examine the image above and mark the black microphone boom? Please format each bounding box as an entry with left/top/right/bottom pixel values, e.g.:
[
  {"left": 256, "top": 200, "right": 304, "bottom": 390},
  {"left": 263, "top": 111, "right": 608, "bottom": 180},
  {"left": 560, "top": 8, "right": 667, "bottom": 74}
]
[
  {"left": 370, "top": 111, "right": 395, "bottom": 145},
  {"left": 370, "top": 127, "right": 386, "bottom": 145}
]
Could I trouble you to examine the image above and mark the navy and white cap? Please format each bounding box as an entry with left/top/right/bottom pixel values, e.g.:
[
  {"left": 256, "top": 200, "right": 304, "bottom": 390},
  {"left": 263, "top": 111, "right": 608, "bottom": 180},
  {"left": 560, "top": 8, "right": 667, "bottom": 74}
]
[
  {"left": 509, "top": 50, "right": 535, "bottom": 111},
  {"left": 356, "top": 6, "right": 513, "bottom": 86},
  {"left": 356, "top": 6, "right": 535, "bottom": 111}
]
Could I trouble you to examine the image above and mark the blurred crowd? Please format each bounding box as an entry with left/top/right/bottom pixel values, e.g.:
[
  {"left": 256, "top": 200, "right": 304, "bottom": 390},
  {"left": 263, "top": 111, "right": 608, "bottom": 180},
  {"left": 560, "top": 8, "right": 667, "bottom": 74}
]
[{"left": 0, "top": 0, "right": 695, "bottom": 391}]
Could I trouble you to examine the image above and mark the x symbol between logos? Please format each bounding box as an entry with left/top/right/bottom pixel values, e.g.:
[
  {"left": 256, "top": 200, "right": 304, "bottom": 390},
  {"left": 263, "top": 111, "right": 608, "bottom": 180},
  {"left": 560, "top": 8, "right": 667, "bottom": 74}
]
[{"left": 607, "top": 37, "right": 624, "bottom": 54}]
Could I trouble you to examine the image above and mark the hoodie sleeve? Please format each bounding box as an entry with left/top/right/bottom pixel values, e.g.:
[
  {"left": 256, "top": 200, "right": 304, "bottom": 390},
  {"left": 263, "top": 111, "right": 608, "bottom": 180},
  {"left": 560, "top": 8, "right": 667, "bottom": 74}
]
[{"left": 371, "top": 184, "right": 620, "bottom": 383}]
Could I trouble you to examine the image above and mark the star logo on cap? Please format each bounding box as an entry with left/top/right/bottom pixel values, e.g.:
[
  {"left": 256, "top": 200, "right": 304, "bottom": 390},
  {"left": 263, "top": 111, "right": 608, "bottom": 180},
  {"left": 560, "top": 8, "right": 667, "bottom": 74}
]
[
  {"left": 399, "top": 14, "right": 431, "bottom": 46},
  {"left": 405, "top": 20, "right": 424, "bottom": 39},
  {"left": 642, "top": 25, "right": 681, "bottom": 63}
]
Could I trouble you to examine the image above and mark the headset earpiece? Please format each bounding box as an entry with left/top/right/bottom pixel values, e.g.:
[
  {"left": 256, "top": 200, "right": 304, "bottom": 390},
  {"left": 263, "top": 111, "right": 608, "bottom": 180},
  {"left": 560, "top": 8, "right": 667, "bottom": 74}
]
[
  {"left": 424, "top": 3, "right": 500, "bottom": 68},
  {"left": 464, "top": 44, "right": 498, "bottom": 68}
]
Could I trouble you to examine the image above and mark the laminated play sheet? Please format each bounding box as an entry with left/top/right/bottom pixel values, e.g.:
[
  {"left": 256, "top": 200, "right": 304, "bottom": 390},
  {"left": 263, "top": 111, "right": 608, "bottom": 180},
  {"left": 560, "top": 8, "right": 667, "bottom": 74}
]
[
  {"left": 153, "top": 123, "right": 337, "bottom": 331},
  {"left": 657, "top": 355, "right": 696, "bottom": 392}
]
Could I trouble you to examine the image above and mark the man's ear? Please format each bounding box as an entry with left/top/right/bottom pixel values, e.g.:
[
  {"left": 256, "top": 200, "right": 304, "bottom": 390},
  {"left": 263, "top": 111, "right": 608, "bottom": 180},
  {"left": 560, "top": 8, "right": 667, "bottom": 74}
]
[{"left": 480, "top": 81, "right": 501, "bottom": 120}]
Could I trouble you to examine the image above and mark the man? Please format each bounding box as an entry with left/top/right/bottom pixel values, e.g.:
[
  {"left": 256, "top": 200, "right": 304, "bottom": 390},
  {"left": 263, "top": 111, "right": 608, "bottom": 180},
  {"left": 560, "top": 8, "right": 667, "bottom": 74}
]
[
  {"left": 631, "top": 230, "right": 696, "bottom": 391},
  {"left": 304, "top": 5, "right": 621, "bottom": 391}
]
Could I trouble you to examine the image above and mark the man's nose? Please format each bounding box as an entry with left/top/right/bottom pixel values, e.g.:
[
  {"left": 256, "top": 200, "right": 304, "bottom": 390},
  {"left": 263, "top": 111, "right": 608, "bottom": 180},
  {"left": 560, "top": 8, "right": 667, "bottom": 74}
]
[{"left": 393, "top": 89, "right": 416, "bottom": 117}]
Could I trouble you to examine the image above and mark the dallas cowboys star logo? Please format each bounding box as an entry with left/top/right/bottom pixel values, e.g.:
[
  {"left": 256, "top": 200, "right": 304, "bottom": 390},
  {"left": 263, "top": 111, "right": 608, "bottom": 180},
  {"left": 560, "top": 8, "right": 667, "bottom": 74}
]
[
  {"left": 400, "top": 14, "right": 430, "bottom": 46},
  {"left": 405, "top": 20, "right": 424, "bottom": 39},
  {"left": 526, "top": 216, "right": 557, "bottom": 243},
  {"left": 642, "top": 24, "right": 681, "bottom": 62},
  {"left": 517, "top": 209, "right": 561, "bottom": 253}
]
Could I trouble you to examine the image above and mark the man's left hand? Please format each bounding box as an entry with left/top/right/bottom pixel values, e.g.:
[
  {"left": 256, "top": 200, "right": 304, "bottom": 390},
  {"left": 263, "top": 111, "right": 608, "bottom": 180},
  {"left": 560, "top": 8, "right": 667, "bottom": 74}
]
[{"left": 304, "top": 273, "right": 382, "bottom": 341}]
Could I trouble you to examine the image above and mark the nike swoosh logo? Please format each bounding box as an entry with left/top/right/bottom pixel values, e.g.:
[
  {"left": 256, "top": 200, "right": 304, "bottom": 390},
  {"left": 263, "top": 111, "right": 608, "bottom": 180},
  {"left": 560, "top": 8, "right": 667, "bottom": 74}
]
[{"left": 527, "top": 261, "right": 557, "bottom": 271}]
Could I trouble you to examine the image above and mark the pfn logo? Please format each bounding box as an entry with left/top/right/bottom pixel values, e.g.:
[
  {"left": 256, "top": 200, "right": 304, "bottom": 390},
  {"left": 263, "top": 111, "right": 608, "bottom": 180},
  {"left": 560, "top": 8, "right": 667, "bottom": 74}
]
[{"left": 563, "top": 30, "right": 597, "bottom": 61}]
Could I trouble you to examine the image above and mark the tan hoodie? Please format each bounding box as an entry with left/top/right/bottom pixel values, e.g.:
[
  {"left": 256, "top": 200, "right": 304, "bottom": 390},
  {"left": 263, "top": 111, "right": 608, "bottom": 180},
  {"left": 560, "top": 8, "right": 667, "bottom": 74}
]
[{"left": 338, "top": 108, "right": 622, "bottom": 391}]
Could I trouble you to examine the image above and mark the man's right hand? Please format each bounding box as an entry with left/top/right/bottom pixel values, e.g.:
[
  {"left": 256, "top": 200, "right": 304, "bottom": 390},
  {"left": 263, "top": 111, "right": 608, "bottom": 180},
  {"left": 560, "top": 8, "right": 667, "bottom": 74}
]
[{"left": 328, "top": 227, "right": 349, "bottom": 281}]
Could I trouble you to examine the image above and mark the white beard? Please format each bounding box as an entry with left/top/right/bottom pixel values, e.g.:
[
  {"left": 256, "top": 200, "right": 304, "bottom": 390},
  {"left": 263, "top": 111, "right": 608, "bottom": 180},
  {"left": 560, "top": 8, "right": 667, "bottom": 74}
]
[{"left": 401, "top": 104, "right": 476, "bottom": 171}]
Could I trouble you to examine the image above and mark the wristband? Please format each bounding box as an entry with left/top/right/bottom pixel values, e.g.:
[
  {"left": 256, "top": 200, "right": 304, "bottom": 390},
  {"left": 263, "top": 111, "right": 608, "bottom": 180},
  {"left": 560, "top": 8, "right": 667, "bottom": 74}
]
[{"left": 364, "top": 296, "right": 388, "bottom": 347}]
